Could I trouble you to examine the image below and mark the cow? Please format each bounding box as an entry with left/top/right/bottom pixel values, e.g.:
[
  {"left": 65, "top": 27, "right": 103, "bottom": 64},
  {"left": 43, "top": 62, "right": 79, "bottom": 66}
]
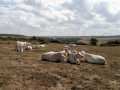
[
  {"left": 42, "top": 51, "right": 67, "bottom": 62},
  {"left": 64, "top": 45, "right": 69, "bottom": 48},
  {"left": 25, "top": 46, "right": 32, "bottom": 50},
  {"left": 17, "top": 47, "right": 23, "bottom": 52},
  {"left": 38, "top": 44, "right": 46, "bottom": 48},
  {"left": 31, "top": 45, "right": 40, "bottom": 49},
  {"left": 69, "top": 52, "right": 83, "bottom": 64},
  {"left": 80, "top": 50, "right": 106, "bottom": 65},
  {"left": 15, "top": 41, "right": 31, "bottom": 51},
  {"left": 68, "top": 44, "right": 77, "bottom": 47},
  {"left": 42, "top": 48, "right": 70, "bottom": 62},
  {"left": 42, "top": 49, "right": 83, "bottom": 64},
  {"left": 72, "top": 50, "right": 77, "bottom": 53}
]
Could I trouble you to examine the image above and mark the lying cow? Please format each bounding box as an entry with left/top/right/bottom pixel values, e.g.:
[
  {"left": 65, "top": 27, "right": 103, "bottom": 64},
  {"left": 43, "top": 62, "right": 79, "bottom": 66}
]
[
  {"left": 25, "top": 46, "right": 32, "bottom": 50},
  {"left": 42, "top": 49, "right": 70, "bottom": 62},
  {"left": 17, "top": 47, "right": 23, "bottom": 52},
  {"left": 69, "top": 52, "right": 83, "bottom": 64},
  {"left": 38, "top": 44, "right": 46, "bottom": 48},
  {"left": 15, "top": 41, "right": 31, "bottom": 51},
  {"left": 42, "top": 49, "right": 83, "bottom": 64},
  {"left": 64, "top": 45, "right": 69, "bottom": 48},
  {"left": 42, "top": 51, "right": 67, "bottom": 62},
  {"left": 31, "top": 45, "right": 40, "bottom": 49},
  {"left": 68, "top": 44, "right": 77, "bottom": 47},
  {"left": 80, "top": 50, "right": 106, "bottom": 65},
  {"left": 31, "top": 44, "right": 46, "bottom": 49}
]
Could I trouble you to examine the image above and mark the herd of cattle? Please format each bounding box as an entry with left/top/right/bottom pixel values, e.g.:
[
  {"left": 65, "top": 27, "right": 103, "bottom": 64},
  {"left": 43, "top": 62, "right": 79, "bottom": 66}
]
[{"left": 15, "top": 41, "right": 106, "bottom": 65}]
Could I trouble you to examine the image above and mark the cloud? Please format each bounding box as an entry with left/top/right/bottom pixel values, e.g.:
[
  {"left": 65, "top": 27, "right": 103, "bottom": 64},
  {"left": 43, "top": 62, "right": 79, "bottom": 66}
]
[
  {"left": 62, "top": 0, "right": 94, "bottom": 20},
  {"left": 0, "top": 0, "right": 120, "bottom": 36},
  {"left": 88, "top": 22, "right": 113, "bottom": 29},
  {"left": 93, "top": 2, "right": 120, "bottom": 23}
]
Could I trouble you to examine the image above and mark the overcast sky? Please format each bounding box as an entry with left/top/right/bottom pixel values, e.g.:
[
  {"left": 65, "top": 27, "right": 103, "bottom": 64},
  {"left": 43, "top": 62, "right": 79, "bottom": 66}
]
[{"left": 0, "top": 0, "right": 120, "bottom": 36}]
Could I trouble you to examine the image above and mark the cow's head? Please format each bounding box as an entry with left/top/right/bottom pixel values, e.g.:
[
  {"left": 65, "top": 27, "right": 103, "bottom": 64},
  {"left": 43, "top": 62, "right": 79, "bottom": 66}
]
[
  {"left": 76, "top": 52, "right": 83, "bottom": 59},
  {"left": 69, "top": 52, "right": 81, "bottom": 64},
  {"left": 18, "top": 47, "right": 23, "bottom": 52}
]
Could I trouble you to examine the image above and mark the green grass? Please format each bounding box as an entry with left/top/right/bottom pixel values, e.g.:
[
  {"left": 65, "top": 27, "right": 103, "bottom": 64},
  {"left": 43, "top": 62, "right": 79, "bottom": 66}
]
[{"left": 0, "top": 41, "right": 120, "bottom": 89}]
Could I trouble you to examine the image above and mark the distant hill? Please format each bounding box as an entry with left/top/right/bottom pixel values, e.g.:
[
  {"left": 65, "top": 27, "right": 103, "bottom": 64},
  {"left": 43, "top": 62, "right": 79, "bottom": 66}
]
[
  {"left": 37, "top": 35, "right": 120, "bottom": 38},
  {"left": 0, "top": 34, "right": 26, "bottom": 37},
  {"left": 0, "top": 34, "right": 120, "bottom": 39}
]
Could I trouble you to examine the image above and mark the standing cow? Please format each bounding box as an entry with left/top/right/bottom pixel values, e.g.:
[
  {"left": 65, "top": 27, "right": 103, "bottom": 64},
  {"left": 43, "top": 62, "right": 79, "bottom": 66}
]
[{"left": 15, "top": 41, "right": 31, "bottom": 51}]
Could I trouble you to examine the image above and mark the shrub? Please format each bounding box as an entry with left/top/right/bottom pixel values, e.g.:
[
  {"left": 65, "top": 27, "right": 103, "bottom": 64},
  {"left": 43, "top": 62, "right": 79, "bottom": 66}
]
[
  {"left": 50, "top": 39, "right": 63, "bottom": 43},
  {"left": 90, "top": 38, "right": 98, "bottom": 46},
  {"left": 75, "top": 42, "right": 88, "bottom": 45},
  {"left": 100, "top": 40, "right": 120, "bottom": 46}
]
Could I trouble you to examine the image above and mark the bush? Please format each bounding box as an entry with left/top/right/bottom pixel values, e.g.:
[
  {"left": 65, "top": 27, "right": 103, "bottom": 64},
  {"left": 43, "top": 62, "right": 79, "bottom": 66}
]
[
  {"left": 100, "top": 40, "right": 120, "bottom": 46},
  {"left": 100, "top": 43, "right": 109, "bottom": 46},
  {"left": 50, "top": 39, "right": 63, "bottom": 43},
  {"left": 90, "top": 38, "right": 98, "bottom": 46},
  {"left": 57, "top": 37, "right": 82, "bottom": 42},
  {"left": 74, "top": 42, "right": 87, "bottom": 45},
  {"left": 37, "top": 38, "right": 50, "bottom": 44}
]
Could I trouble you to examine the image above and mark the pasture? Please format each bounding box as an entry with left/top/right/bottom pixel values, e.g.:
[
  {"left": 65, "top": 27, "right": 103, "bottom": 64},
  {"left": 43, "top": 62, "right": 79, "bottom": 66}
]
[{"left": 0, "top": 41, "right": 120, "bottom": 90}]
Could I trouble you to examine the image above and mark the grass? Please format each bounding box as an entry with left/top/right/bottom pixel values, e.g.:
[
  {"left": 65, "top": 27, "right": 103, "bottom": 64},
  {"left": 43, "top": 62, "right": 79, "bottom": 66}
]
[{"left": 0, "top": 41, "right": 120, "bottom": 89}]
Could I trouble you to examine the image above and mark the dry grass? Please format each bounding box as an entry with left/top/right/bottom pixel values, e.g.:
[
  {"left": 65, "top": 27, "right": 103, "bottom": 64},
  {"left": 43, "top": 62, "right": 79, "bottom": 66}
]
[{"left": 0, "top": 41, "right": 120, "bottom": 90}]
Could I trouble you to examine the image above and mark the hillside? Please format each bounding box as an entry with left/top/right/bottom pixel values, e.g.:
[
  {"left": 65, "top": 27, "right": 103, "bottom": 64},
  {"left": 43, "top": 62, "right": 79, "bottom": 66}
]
[
  {"left": 1, "top": 33, "right": 120, "bottom": 38},
  {"left": 0, "top": 40, "right": 120, "bottom": 89},
  {"left": 0, "top": 34, "right": 26, "bottom": 37}
]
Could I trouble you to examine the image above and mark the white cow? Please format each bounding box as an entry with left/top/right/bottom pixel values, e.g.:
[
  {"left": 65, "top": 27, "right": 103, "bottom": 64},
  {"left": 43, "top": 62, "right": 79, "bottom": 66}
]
[
  {"left": 38, "top": 44, "right": 46, "bottom": 48},
  {"left": 15, "top": 41, "right": 31, "bottom": 51},
  {"left": 72, "top": 50, "right": 77, "bottom": 53},
  {"left": 31, "top": 45, "right": 40, "bottom": 49},
  {"left": 64, "top": 45, "right": 69, "bottom": 48},
  {"left": 25, "top": 46, "right": 32, "bottom": 50},
  {"left": 42, "top": 48, "right": 70, "bottom": 62},
  {"left": 68, "top": 44, "right": 77, "bottom": 47},
  {"left": 42, "top": 49, "right": 83, "bottom": 64},
  {"left": 42, "top": 51, "right": 67, "bottom": 62},
  {"left": 69, "top": 52, "right": 83, "bottom": 64},
  {"left": 17, "top": 47, "right": 23, "bottom": 52},
  {"left": 80, "top": 50, "right": 106, "bottom": 65}
]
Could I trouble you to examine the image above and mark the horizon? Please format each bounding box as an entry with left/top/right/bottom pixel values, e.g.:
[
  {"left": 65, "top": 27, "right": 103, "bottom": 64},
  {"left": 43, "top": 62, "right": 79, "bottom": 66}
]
[
  {"left": 0, "top": 33, "right": 120, "bottom": 37},
  {"left": 0, "top": 0, "right": 120, "bottom": 36}
]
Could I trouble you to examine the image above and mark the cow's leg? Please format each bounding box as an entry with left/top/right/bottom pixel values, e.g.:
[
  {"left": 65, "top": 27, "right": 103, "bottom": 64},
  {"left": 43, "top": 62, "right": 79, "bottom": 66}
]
[
  {"left": 60, "top": 54, "right": 67, "bottom": 62},
  {"left": 23, "top": 45, "right": 26, "bottom": 50},
  {"left": 15, "top": 45, "right": 17, "bottom": 50}
]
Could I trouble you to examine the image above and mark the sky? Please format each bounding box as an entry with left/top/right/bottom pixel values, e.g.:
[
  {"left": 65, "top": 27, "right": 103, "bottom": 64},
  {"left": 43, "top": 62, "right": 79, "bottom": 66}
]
[{"left": 0, "top": 0, "right": 120, "bottom": 36}]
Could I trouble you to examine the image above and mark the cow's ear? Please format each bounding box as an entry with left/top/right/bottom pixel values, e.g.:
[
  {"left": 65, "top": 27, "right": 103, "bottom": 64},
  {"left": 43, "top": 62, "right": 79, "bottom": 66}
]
[
  {"left": 64, "top": 48, "right": 71, "bottom": 54},
  {"left": 72, "top": 50, "right": 77, "bottom": 53},
  {"left": 81, "top": 50, "right": 86, "bottom": 55}
]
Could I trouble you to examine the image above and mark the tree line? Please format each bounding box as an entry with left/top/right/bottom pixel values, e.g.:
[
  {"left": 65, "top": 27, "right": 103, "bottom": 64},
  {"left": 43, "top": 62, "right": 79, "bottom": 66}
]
[{"left": 0, "top": 36, "right": 119, "bottom": 46}]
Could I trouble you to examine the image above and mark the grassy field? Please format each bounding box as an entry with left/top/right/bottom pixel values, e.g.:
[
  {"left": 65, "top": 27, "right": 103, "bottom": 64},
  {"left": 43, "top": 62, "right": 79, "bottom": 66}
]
[{"left": 0, "top": 41, "right": 120, "bottom": 90}]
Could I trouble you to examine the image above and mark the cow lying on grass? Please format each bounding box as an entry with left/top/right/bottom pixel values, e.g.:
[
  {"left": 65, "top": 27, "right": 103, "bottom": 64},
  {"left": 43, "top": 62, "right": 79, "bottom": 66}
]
[
  {"left": 80, "top": 50, "right": 106, "bottom": 65},
  {"left": 42, "top": 51, "right": 67, "bottom": 62},
  {"left": 31, "top": 44, "right": 45, "bottom": 49},
  {"left": 42, "top": 49, "right": 83, "bottom": 64},
  {"left": 17, "top": 47, "right": 24, "bottom": 52},
  {"left": 68, "top": 44, "right": 77, "bottom": 47},
  {"left": 69, "top": 52, "right": 83, "bottom": 64},
  {"left": 25, "top": 46, "right": 32, "bottom": 50}
]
